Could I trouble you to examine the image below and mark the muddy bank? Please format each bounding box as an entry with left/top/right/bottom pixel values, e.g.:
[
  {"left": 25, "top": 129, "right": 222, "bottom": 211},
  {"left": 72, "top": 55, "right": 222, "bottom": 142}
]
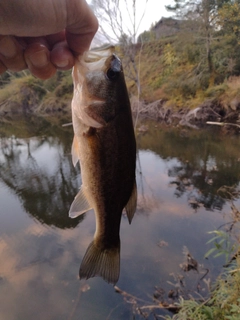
[
  {"left": 0, "top": 74, "right": 72, "bottom": 117},
  {"left": 131, "top": 98, "right": 240, "bottom": 133},
  {"left": 1, "top": 93, "right": 240, "bottom": 134},
  {"left": 0, "top": 94, "right": 71, "bottom": 116}
]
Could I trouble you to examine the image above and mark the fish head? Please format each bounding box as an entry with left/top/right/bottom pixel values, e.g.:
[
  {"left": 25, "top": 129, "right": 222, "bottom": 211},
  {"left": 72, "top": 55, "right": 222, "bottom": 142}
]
[{"left": 72, "top": 46, "right": 129, "bottom": 128}]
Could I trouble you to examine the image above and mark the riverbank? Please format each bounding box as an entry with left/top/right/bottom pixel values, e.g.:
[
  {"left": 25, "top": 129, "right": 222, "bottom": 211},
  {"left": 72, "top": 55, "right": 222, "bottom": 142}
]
[
  {"left": 1, "top": 48, "right": 240, "bottom": 134},
  {"left": 131, "top": 96, "right": 240, "bottom": 131},
  {"left": 0, "top": 71, "right": 73, "bottom": 116},
  {"left": 1, "top": 77, "right": 240, "bottom": 134},
  {"left": 2, "top": 94, "right": 239, "bottom": 134}
]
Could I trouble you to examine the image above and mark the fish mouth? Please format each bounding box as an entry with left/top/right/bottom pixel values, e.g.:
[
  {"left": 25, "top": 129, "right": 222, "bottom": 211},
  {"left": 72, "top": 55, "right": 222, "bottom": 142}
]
[
  {"left": 85, "top": 45, "right": 115, "bottom": 62},
  {"left": 80, "top": 45, "right": 116, "bottom": 71},
  {"left": 72, "top": 45, "right": 120, "bottom": 128}
]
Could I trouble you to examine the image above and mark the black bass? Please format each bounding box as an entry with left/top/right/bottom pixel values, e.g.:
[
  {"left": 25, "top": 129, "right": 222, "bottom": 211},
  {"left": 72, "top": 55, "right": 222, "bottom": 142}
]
[{"left": 70, "top": 46, "right": 137, "bottom": 284}]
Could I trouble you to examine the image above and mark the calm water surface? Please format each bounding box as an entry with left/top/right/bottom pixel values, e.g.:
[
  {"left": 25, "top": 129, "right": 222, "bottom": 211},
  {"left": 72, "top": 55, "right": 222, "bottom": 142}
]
[{"left": 0, "top": 116, "right": 240, "bottom": 319}]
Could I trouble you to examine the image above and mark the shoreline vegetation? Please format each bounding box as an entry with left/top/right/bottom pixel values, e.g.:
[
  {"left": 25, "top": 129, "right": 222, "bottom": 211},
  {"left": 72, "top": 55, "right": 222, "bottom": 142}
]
[
  {"left": 1, "top": 68, "right": 239, "bottom": 133},
  {"left": 0, "top": 39, "right": 240, "bottom": 133}
]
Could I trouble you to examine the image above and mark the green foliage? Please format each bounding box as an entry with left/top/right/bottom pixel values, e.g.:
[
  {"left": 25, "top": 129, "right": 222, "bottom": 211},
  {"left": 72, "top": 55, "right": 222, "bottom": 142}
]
[
  {"left": 218, "top": 2, "right": 240, "bottom": 36},
  {"left": 164, "top": 77, "right": 198, "bottom": 100},
  {"left": 52, "top": 73, "right": 73, "bottom": 98},
  {"left": 205, "top": 230, "right": 235, "bottom": 262},
  {"left": 0, "top": 74, "right": 46, "bottom": 106},
  {"left": 163, "top": 297, "right": 216, "bottom": 320},
  {"left": 0, "top": 70, "right": 72, "bottom": 114},
  {"left": 162, "top": 44, "right": 178, "bottom": 70},
  {"left": 204, "top": 83, "right": 229, "bottom": 98},
  {"left": 163, "top": 191, "right": 240, "bottom": 320},
  {"left": 137, "top": 30, "right": 156, "bottom": 43},
  {"left": 165, "top": 270, "right": 240, "bottom": 320},
  {"left": 146, "top": 0, "right": 240, "bottom": 106},
  {"left": 209, "top": 261, "right": 240, "bottom": 320},
  {"left": 164, "top": 256, "right": 240, "bottom": 320}
]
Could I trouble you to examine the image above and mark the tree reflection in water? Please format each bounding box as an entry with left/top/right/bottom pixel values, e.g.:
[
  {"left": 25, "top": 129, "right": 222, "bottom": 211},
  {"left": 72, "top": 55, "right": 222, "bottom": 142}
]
[
  {"left": 0, "top": 116, "right": 82, "bottom": 229},
  {"left": 0, "top": 117, "right": 161, "bottom": 233},
  {"left": 1, "top": 116, "right": 240, "bottom": 227},
  {"left": 136, "top": 121, "right": 240, "bottom": 212}
]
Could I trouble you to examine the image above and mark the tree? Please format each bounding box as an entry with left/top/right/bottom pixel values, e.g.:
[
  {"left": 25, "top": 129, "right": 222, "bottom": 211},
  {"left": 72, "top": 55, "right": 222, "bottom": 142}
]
[
  {"left": 216, "top": 1, "right": 240, "bottom": 76},
  {"left": 218, "top": 1, "right": 240, "bottom": 36},
  {"left": 165, "top": 0, "right": 235, "bottom": 83},
  {"left": 91, "top": 0, "right": 149, "bottom": 96},
  {"left": 137, "top": 29, "right": 155, "bottom": 44}
]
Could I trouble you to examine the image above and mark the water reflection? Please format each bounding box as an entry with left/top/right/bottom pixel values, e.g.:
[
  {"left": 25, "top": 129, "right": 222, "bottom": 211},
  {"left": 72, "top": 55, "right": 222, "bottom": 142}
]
[
  {"left": 137, "top": 122, "right": 240, "bottom": 211},
  {"left": 0, "top": 116, "right": 240, "bottom": 319},
  {"left": 2, "top": 117, "right": 240, "bottom": 228},
  {"left": 0, "top": 117, "right": 82, "bottom": 228}
]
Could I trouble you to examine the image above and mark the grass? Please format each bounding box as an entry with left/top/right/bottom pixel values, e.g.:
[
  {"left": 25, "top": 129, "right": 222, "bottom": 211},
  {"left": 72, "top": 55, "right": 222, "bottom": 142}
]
[
  {"left": 1, "top": 40, "right": 240, "bottom": 118},
  {"left": 165, "top": 256, "right": 240, "bottom": 320},
  {"left": 163, "top": 185, "right": 240, "bottom": 320},
  {"left": 121, "top": 40, "right": 240, "bottom": 112},
  {"left": 0, "top": 70, "right": 72, "bottom": 115}
]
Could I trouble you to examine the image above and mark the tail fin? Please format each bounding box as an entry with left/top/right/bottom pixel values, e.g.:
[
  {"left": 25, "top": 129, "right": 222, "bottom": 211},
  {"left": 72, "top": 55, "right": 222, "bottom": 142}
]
[{"left": 79, "top": 240, "right": 120, "bottom": 285}]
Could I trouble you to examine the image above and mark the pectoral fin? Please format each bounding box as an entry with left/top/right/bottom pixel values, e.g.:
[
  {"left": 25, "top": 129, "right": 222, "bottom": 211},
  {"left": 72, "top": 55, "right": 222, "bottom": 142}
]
[
  {"left": 69, "top": 186, "right": 92, "bottom": 218},
  {"left": 71, "top": 135, "right": 79, "bottom": 167},
  {"left": 125, "top": 180, "right": 137, "bottom": 224}
]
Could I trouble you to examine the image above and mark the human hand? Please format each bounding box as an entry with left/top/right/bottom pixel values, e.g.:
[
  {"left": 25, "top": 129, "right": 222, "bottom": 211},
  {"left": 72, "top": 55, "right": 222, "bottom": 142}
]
[{"left": 0, "top": 0, "right": 98, "bottom": 79}]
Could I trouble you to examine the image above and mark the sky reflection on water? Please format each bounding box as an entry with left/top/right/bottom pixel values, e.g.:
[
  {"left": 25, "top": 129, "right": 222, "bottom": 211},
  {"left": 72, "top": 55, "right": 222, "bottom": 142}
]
[{"left": 0, "top": 118, "right": 239, "bottom": 319}]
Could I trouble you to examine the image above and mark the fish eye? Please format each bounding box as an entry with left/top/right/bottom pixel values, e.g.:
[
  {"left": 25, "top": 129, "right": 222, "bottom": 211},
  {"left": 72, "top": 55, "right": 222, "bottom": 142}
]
[{"left": 106, "top": 68, "right": 119, "bottom": 81}]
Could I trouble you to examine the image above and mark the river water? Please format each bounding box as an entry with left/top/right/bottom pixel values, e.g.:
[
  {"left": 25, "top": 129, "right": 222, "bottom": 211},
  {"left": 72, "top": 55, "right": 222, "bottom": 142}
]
[{"left": 0, "top": 116, "right": 240, "bottom": 319}]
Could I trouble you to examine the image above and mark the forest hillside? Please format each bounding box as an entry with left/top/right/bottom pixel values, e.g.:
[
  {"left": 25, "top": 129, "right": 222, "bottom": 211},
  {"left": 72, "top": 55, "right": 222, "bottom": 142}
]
[{"left": 0, "top": 1, "right": 240, "bottom": 128}]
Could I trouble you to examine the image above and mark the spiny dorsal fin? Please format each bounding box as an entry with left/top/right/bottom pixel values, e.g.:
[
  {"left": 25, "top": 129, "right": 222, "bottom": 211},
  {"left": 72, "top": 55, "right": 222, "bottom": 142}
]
[
  {"left": 69, "top": 186, "right": 92, "bottom": 218},
  {"left": 125, "top": 180, "right": 137, "bottom": 224},
  {"left": 71, "top": 135, "right": 79, "bottom": 167},
  {"left": 80, "top": 240, "right": 120, "bottom": 285}
]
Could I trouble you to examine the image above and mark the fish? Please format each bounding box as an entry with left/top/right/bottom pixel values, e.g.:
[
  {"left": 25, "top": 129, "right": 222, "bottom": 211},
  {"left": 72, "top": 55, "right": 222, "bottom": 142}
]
[{"left": 69, "top": 46, "right": 137, "bottom": 285}]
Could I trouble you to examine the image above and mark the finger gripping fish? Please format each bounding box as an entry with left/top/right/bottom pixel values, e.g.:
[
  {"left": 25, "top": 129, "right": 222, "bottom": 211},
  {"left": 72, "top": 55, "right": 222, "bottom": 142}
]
[{"left": 70, "top": 46, "right": 137, "bottom": 285}]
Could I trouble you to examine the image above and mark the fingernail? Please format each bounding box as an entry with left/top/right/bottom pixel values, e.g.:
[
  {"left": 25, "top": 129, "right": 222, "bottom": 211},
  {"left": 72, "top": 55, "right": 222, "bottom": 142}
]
[
  {"left": 0, "top": 36, "right": 17, "bottom": 58},
  {"left": 28, "top": 50, "right": 48, "bottom": 68},
  {"left": 56, "top": 60, "right": 69, "bottom": 68}
]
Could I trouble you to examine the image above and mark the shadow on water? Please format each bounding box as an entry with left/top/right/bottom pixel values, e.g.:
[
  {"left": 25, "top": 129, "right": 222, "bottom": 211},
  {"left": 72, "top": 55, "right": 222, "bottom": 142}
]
[{"left": 0, "top": 115, "right": 83, "bottom": 229}]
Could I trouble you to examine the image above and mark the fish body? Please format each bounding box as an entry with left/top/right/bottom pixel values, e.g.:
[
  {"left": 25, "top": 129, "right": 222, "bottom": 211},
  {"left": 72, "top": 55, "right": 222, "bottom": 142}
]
[{"left": 70, "top": 46, "right": 137, "bottom": 284}]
